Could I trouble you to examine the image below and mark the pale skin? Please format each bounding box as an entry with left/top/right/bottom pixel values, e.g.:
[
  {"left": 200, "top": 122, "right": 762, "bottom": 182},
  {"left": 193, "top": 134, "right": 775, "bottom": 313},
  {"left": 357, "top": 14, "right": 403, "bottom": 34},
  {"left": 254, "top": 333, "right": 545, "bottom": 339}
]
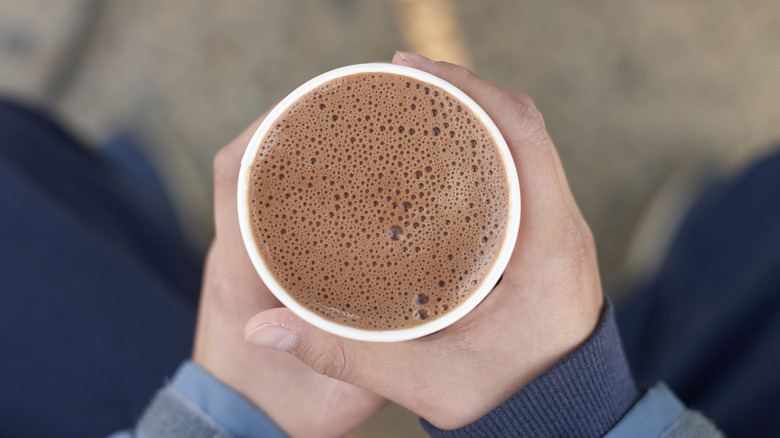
[{"left": 195, "top": 52, "right": 603, "bottom": 435}]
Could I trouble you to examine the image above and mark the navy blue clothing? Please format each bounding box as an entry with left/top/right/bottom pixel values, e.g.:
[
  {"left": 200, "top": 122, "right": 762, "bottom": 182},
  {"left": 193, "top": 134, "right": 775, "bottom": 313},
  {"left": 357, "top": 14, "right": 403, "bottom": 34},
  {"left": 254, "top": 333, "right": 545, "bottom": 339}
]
[
  {"left": 617, "top": 149, "right": 780, "bottom": 437},
  {"left": 160, "top": 363, "right": 288, "bottom": 437},
  {"left": 420, "top": 299, "right": 640, "bottom": 437},
  {"left": 0, "top": 99, "right": 202, "bottom": 438},
  {"left": 110, "top": 361, "right": 289, "bottom": 438}
]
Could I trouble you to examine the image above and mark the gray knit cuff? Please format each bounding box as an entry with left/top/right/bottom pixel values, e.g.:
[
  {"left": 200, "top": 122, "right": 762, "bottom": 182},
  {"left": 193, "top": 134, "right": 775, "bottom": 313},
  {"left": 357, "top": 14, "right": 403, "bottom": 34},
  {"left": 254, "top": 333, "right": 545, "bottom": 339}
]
[{"left": 136, "top": 384, "right": 235, "bottom": 438}]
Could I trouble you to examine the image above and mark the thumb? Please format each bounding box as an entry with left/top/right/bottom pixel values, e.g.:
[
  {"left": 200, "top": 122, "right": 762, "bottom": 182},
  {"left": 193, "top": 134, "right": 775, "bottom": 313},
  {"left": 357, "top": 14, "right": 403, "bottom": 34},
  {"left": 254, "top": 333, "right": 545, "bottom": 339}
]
[{"left": 244, "top": 308, "right": 403, "bottom": 388}]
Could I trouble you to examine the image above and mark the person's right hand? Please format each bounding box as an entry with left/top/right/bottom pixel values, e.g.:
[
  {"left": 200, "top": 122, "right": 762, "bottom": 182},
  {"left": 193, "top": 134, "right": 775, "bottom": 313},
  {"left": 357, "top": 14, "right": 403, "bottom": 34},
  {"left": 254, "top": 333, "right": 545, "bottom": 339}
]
[{"left": 244, "top": 52, "right": 604, "bottom": 431}]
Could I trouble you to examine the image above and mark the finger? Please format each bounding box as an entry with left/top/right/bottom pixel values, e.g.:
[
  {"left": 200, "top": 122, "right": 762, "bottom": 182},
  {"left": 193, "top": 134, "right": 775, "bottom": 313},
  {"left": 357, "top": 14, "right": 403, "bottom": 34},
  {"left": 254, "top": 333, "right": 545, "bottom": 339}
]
[
  {"left": 244, "top": 308, "right": 416, "bottom": 399},
  {"left": 208, "top": 110, "right": 280, "bottom": 308},
  {"left": 213, "top": 110, "right": 271, "bottom": 236},
  {"left": 393, "top": 52, "right": 536, "bottom": 107}
]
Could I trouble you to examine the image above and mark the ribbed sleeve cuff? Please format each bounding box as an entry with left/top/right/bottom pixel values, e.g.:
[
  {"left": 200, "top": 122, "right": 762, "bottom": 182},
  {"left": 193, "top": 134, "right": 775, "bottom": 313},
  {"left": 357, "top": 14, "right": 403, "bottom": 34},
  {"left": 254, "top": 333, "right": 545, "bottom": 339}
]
[
  {"left": 135, "top": 361, "right": 288, "bottom": 438},
  {"left": 421, "top": 298, "right": 639, "bottom": 437},
  {"left": 169, "top": 361, "right": 288, "bottom": 438}
]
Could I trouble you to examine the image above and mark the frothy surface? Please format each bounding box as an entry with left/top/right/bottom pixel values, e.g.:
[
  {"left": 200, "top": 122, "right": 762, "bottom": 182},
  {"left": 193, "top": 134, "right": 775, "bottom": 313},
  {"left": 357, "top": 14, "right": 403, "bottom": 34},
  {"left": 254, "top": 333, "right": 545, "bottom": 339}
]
[{"left": 249, "top": 72, "right": 509, "bottom": 330}]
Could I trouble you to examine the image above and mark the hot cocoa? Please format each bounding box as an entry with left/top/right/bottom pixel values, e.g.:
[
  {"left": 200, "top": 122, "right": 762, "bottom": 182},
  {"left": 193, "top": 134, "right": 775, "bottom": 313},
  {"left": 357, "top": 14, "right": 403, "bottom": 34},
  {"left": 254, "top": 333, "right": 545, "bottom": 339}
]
[{"left": 248, "top": 71, "right": 510, "bottom": 330}]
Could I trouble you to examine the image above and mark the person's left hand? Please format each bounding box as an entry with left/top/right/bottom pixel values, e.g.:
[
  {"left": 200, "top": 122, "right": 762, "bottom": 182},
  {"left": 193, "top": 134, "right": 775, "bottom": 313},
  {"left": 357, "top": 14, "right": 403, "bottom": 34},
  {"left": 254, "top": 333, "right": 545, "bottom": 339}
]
[{"left": 192, "top": 113, "right": 386, "bottom": 438}]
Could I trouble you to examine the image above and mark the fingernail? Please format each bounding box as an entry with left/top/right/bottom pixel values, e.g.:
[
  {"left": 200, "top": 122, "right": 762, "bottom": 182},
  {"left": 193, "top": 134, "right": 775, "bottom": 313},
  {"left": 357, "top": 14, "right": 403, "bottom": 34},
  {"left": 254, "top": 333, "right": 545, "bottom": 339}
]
[
  {"left": 395, "top": 51, "right": 433, "bottom": 64},
  {"left": 245, "top": 324, "right": 295, "bottom": 351}
]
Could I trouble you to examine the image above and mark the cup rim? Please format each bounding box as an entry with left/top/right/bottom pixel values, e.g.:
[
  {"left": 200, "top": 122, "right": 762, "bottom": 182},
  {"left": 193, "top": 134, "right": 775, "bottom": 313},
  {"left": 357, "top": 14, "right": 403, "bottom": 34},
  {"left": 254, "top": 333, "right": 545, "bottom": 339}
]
[{"left": 237, "top": 63, "right": 521, "bottom": 342}]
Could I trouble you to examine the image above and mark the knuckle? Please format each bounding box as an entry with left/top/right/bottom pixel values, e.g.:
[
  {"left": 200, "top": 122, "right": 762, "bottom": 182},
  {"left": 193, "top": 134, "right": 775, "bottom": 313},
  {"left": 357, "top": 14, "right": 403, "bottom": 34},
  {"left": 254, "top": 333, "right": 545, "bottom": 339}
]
[
  {"left": 511, "top": 90, "right": 536, "bottom": 107},
  {"left": 201, "top": 247, "right": 229, "bottom": 298},
  {"left": 455, "top": 66, "right": 479, "bottom": 87},
  {"left": 580, "top": 222, "right": 597, "bottom": 256},
  {"left": 516, "top": 103, "right": 548, "bottom": 141},
  {"left": 435, "top": 61, "right": 479, "bottom": 89},
  {"left": 557, "top": 219, "right": 596, "bottom": 285},
  {"left": 551, "top": 218, "right": 602, "bottom": 311},
  {"left": 505, "top": 103, "right": 550, "bottom": 155},
  {"left": 213, "top": 146, "right": 235, "bottom": 185},
  {"left": 305, "top": 341, "right": 352, "bottom": 381}
]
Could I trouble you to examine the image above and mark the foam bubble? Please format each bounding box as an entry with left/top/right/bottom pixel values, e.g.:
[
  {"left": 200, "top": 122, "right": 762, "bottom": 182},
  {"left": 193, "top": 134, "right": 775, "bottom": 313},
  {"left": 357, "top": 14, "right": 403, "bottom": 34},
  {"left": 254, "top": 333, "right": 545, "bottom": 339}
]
[{"left": 388, "top": 225, "right": 404, "bottom": 240}]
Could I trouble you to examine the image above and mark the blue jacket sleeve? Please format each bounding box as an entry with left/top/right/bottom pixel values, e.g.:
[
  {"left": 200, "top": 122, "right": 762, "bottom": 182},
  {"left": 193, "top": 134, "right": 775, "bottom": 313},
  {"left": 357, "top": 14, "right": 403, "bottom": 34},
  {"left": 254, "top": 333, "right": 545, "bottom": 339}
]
[
  {"left": 420, "top": 299, "right": 723, "bottom": 437},
  {"left": 114, "top": 361, "right": 288, "bottom": 438},
  {"left": 604, "top": 383, "right": 722, "bottom": 438}
]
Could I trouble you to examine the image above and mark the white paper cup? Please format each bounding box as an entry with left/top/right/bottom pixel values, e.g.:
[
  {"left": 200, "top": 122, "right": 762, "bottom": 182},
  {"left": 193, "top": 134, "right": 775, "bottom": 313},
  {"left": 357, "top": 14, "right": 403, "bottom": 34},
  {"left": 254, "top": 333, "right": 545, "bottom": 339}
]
[{"left": 238, "top": 63, "right": 520, "bottom": 342}]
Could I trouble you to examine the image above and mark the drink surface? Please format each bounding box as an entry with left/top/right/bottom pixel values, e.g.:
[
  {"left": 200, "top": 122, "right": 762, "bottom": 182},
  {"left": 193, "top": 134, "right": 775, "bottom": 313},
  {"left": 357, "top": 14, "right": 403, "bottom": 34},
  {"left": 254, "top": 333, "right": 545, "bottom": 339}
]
[{"left": 249, "top": 72, "right": 509, "bottom": 330}]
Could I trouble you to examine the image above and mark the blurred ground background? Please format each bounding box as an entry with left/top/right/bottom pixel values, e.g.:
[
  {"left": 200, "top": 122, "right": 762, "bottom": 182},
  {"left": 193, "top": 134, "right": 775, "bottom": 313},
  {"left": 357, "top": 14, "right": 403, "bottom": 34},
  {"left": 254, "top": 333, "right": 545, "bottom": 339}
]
[{"left": 2, "top": 0, "right": 779, "bottom": 436}]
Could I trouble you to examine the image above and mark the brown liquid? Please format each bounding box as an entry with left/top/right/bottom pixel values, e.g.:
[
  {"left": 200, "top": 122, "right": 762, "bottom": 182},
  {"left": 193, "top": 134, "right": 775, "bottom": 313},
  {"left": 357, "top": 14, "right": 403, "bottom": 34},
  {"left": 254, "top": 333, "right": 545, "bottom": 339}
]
[{"left": 248, "top": 72, "right": 509, "bottom": 330}]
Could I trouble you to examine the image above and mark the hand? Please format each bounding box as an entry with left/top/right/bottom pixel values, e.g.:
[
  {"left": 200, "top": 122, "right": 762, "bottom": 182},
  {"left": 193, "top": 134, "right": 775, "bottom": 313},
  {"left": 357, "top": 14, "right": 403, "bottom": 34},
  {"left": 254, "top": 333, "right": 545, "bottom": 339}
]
[
  {"left": 192, "top": 112, "right": 386, "bottom": 438},
  {"left": 243, "top": 52, "right": 604, "bottom": 431}
]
